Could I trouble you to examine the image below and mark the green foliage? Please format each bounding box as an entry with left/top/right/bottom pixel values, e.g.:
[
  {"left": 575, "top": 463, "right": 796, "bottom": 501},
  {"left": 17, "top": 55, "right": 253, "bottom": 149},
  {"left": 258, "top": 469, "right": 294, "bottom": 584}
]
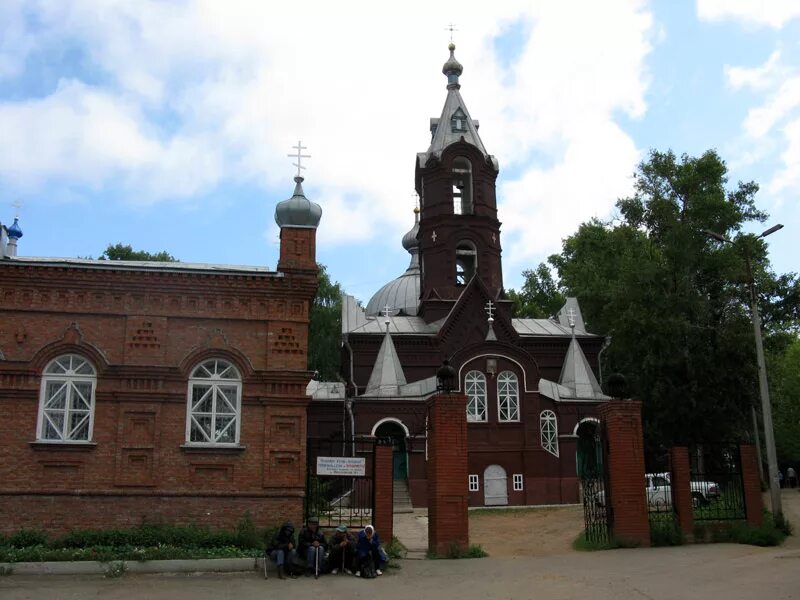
[
  {"left": 0, "top": 544, "right": 258, "bottom": 563},
  {"left": 98, "top": 243, "right": 177, "bottom": 262},
  {"left": 234, "top": 512, "right": 260, "bottom": 550},
  {"left": 53, "top": 524, "right": 247, "bottom": 550},
  {"left": 649, "top": 514, "right": 685, "bottom": 546},
  {"left": 308, "top": 264, "right": 344, "bottom": 381},
  {"left": 103, "top": 561, "right": 126, "bottom": 578},
  {"left": 547, "top": 149, "right": 798, "bottom": 447},
  {"left": 385, "top": 536, "right": 407, "bottom": 560},
  {"left": 770, "top": 336, "right": 800, "bottom": 465},
  {"left": 507, "top": 263, "right": 566, "bottom": 318},
  {"left": 427, "top": 544, "right": 487, "bottom": 559},
  {"left": 7, "top": 530, "right": 47, "bottom": 548},
  {"left": 693, "top": 511, "right": 789, "bottom": 546}
]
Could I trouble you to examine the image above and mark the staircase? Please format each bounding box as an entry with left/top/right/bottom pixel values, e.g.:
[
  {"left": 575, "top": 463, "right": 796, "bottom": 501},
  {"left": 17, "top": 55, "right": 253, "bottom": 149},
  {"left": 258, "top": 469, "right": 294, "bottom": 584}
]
[{"left": 393, "top": 479, "right": 414, "bottom": 513}]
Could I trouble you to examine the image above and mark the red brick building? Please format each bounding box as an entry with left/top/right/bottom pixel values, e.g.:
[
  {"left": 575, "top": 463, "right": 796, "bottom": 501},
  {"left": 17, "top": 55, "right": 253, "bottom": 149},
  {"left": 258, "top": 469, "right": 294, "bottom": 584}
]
[
  {"left": 309, "top": 44, "right": 609, "bottom": 508},
  {"left": 0, "top": 176, "right": 321, "bottom": 534}
]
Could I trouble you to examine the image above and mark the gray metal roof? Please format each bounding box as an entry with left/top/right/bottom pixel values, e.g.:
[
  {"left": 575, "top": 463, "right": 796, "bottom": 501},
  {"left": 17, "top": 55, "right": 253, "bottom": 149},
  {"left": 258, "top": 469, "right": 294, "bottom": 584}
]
[
  {"left": 364, "top": 326, "right": 407, "bottom": 397},
  {"left": 366, "top": 210, "right": 421, "bottom": 317},
  {"left": 539, "top": 334, "right": 609, "bottom": 403},
  {"left": 512, "top": 318, "right": 584, "bottom": 336},
  {"left": 3, "top": 256, "right": 280, "bottom": 277}
]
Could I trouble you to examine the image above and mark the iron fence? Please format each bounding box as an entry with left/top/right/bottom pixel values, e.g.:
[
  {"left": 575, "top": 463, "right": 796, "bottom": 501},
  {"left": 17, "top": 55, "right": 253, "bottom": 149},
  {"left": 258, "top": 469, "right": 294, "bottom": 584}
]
[
  {"left": 689, "top": 444, "right": 745, "bottom": 521},
  {"left": 578, "top": 419, "right": 612, "bottom": 544}
]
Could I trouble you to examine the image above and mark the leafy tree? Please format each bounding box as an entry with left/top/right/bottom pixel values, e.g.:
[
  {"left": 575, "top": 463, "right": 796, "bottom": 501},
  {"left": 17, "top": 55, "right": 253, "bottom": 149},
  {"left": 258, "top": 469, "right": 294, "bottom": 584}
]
[
  {"left": 99, "top": 243, "right": 177, "bottom": 262},
  {"left": 507, "top": 262, "right": 566, "bottom": 318},
  {"left": 770, "top": 337, "right": 800, "bottom": 466},
  {"left": 549, "top": 149, "right": 797, "bottom": 448},
  {"left": 308, "top": 264, "right": 343, "bottom": 381}
]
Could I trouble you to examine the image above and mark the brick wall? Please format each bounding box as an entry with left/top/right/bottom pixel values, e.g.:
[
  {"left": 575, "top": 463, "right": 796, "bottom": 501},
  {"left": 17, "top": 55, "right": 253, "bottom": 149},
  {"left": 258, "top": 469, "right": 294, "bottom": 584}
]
[
  {"left": 373, "top": 442, "right": 394, "bottom": 543},
  {"left": 426, "top": 392, "right": 469, "bottom": 555},
  {"left": 740, "top": 444, "right": 764, "bottom": 528}
]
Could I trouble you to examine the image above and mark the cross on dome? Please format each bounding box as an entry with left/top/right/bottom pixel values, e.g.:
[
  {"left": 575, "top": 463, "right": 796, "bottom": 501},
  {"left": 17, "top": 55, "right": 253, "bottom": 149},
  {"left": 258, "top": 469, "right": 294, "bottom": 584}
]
[
  {"left": 382, "top": 305, "right": 392, "bottom": 319},
  {"left": 566, "top": 307, "right": 577, "bottom": 329},
  {"left": 288, "top": 140, "right": 311, "bottom": 178},
  {"left": 11, "top": 199, "right": 22, "bottom": 218},
  {"left": 445, "top": 22, "right": 458, "bottom": 42},
  {"left": 485, "top": 300, "right": 495, "bottom": 321}
]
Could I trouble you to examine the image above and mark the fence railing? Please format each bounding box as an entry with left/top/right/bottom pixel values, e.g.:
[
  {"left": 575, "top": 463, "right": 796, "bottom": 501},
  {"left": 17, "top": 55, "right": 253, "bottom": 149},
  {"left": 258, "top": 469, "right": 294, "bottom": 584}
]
[{"left": 689, "top": 444, "right": 745, "bottom": 521}]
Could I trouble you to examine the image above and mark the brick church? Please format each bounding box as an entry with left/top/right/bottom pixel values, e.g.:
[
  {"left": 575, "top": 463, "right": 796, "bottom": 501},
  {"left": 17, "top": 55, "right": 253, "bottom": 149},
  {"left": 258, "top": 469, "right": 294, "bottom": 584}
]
[
  {"left": 308, "top": 43, "right": 609, "bottom": 507},
  {"left": 0, "top": 175, "right": 322, "bottom": 533}
]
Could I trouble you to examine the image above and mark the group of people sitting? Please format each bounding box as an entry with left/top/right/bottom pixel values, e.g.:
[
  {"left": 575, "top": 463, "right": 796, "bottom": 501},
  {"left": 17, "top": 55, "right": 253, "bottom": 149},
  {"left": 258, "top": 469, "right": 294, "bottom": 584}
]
[{"left": 268, "top": 517, "right": 387, "bottom": 580}]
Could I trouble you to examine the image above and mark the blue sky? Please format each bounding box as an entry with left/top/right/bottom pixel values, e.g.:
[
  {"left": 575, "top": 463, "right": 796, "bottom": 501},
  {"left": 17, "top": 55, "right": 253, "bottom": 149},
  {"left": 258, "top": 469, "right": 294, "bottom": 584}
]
[{"left": 1, "top": 1, "right": 798, "bottom": 305}]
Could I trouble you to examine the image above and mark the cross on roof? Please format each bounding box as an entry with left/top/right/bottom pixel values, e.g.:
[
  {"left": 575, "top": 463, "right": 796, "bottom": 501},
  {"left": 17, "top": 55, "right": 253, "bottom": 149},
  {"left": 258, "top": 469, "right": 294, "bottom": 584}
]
[
  {"left": 566, "top": 307, "right": 577, "bottom": 328},
  {"left": 287, "top": 140, "right": 311, "bottom": 178},
  {"left": 382, "top": 305, "right": 392, "bottom": 318},
  {"left": 431, "top": 230, "right": 437, "bottom": 243},
  {"left": 485, "top": 300, "right": 495, "bottom": 321},
  {"left": 11, "top": 199, "right": 22, "bottom": 218},
  {"left": 445, "top": 22, "right": 458, "bottom": 42}
]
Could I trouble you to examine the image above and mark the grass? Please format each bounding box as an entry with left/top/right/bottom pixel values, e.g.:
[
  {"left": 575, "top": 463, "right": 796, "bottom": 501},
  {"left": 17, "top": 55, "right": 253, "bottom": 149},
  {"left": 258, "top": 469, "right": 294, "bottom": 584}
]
[
  {"left": 385, "top": 536, "right": 407, "bottom": 560},
  {"left": 648, "top": 513, "right": 685, "bottom": 547},
  {"left": 426, "top": 544, "right": 488, "bottom": 559},
  {"left": 469, "top": 506, "right": 563, "bottom": 517}
]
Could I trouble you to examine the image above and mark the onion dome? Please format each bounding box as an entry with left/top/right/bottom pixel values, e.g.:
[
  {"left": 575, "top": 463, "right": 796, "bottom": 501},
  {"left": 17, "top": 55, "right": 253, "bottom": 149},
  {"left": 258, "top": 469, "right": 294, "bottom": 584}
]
[
  {"left": 442, "top": 42, "right": 463, "bottom": 88},
  {"left": 365, "top": 209, "right": 421, "bottom": 317},
  {"left": 274, "top": 176, "right": 322, "bottom": 229},
  {"left": 7, "top": 217, "right": 22, "bottom": 240}
]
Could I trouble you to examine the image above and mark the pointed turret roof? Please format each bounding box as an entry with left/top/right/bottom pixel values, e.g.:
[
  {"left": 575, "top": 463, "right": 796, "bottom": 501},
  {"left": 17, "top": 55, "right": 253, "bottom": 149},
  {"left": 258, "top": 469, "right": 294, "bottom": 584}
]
[{"left": 364, "top": 322, "right": 407, "bottom": 397}]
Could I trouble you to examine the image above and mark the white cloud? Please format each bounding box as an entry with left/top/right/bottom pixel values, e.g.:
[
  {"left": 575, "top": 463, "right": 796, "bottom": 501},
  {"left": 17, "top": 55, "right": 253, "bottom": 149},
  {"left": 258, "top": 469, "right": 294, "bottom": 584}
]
[
  {"left": 725, "top": 50, "right": 784, "bottom": 90},
  {"left": 698, "top": 0, "right": 800, "bottom": 28},
  {"left": 0, "top": 0, "right": 654, "bottom": 271}
]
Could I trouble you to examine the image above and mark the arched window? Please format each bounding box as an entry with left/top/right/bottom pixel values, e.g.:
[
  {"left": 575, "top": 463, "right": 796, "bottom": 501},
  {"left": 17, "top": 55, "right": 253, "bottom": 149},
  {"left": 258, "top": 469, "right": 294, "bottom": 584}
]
[
  {"left": 186, "top": 359, "right": 242, "bottom": 445},
  {"left": 37, "top": 354, "right": 97, "bottom": 442},
  {"left": 452, "top": 157, "right": 473, "bottom": 215},
  {"left": 465, "top": 370, "right": 487, "bottom": 422},
  {"left": 540, "top": 410, "right": 559, "bottom": 456},
  {"left": 455, "top": 241, "right": 477, "bottom": 286},
  {"left": 497, "top": 371, "right": 520, "bottom": 422}
]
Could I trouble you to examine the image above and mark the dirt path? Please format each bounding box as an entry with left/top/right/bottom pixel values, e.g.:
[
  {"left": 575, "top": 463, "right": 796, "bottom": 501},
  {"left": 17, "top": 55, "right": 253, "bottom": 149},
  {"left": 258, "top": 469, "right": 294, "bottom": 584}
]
[{"left": 469, "top": 505, "right": 584, "bottom": 557}]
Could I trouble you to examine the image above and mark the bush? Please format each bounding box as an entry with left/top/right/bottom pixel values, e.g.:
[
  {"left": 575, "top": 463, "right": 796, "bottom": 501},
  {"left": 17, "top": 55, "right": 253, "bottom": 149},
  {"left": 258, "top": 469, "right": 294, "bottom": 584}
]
[
  {"left": 385, "top": 536, "right": 407, "bottom": 560},
  {"left": 7, "top": 530, "right": 48, "bottom": 548},
  {"left": 649, "top": 515, "right": 684, "bottom": 547},
  {"left": 427, "top": 543, "right": 487, "bottom": 559}
]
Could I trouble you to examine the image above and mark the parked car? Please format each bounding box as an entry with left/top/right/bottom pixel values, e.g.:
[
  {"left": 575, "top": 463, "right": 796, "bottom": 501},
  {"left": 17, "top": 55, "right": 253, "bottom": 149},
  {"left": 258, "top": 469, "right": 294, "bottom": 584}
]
[{"left": 592, "top": 472, "right": 720, "bottom": 508}]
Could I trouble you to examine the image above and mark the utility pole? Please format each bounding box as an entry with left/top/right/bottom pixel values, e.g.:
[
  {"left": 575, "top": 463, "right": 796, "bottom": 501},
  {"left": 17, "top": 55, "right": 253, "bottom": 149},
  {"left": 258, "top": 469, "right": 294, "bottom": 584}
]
[{"left": 704, "top": 224, "right": 784, "bottom": 520}]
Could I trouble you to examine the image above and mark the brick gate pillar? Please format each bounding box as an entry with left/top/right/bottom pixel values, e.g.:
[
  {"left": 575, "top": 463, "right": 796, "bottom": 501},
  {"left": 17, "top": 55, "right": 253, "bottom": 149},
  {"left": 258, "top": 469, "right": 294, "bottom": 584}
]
[
  {"left": 426, "top": 392, "right": 469, "bottom": 556},
  {"left": 373, "top": 441, "right": 394, "bottom": 543},
  {"left": 740, "top": 444, "right": 764, "bottom": 528},
  {"left": 670, "top": 446, "right": 694, "bottom": 537},
  {"left": 599, "top": 399, "right": 650, "bottom": 547}
]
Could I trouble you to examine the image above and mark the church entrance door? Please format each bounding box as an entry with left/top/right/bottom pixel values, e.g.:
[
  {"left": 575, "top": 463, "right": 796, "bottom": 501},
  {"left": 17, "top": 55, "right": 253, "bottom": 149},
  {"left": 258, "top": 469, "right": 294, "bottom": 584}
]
[
  {"left": 374, "top": 420, "right": 408, "bottom": 480},
  {"left": 483, "top": 464, "right": 508, "bottom": 505}
]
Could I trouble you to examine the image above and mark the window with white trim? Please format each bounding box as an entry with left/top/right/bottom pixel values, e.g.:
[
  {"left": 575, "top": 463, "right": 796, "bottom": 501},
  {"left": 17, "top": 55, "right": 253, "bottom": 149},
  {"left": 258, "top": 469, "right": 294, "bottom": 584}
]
[
  {"left": 465, "top": 370, "right": 487, "bottom": 422},
  {"left": 513, "top": 474, "right": 524, "bottom": 491},
  {"left": 540, "top": 410, "right": 559, "bottom": 456},
  {"left": 497, "top": 371, "right": 520, "bottom": 422},
  {"left": 37, "top": 354, "right": 97, "bottom": 442},
  {"left": 186, "top": 359, "right": 242, "bottom": 445},
  {"left": 469, "top": 474, "right": 479, "bottom": 492}
]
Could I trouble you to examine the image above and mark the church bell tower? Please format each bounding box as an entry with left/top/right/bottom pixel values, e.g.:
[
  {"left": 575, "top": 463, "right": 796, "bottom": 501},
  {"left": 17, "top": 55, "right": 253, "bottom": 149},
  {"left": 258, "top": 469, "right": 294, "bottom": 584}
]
[{"left": 415, "top": 43, "right": 504, "bottom": 322}]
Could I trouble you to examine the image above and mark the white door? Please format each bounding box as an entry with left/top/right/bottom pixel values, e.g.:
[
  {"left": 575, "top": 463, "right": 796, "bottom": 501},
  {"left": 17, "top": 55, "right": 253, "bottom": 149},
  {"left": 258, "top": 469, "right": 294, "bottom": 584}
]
[{"left": 483, "top": 464, "right": 508, "bottom": 506}]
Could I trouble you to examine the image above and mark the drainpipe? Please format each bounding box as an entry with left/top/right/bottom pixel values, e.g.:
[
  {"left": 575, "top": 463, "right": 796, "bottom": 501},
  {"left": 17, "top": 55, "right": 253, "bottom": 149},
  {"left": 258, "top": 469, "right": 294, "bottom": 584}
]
[
  {"left": 343, "top": 334, "right": 357, "bottom": 457},
  {"left": 597, "top": 336, "right": 612, "bottom": 386}
]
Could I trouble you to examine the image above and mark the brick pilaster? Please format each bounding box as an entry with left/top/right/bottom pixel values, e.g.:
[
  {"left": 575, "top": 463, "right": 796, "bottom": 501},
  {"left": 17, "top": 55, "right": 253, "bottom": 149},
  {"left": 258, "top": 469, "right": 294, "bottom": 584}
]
[
  {"left": 740, "top": 444, "right": 763, "bottom": 528},
  {"left": 599, "top": 399, "right": 650, "bottom": 547},
  {"left": 278, "top": 227, "right": 318, "bottom": 271},
  {"left": 426, "top": 392, "right": 469, "bottom": 555},
  {"left": 373, "top": 442, "right": 394, "bottom": 543},
  {"left": 670, "top": 446, "right": 694, "bottom": 537}
]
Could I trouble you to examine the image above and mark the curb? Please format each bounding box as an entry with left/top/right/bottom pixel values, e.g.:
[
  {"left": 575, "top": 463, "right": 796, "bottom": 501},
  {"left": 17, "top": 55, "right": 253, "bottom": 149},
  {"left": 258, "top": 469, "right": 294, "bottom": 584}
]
[{"left": 1, "top": 557, "right": 260, "bottom": 576}]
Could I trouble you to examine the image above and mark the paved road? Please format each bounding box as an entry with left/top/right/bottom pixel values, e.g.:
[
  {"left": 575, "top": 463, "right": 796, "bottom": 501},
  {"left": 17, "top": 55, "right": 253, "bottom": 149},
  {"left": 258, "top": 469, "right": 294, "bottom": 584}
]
[{"left": 2, "top": 541, "right": 798, "bottom": 600}]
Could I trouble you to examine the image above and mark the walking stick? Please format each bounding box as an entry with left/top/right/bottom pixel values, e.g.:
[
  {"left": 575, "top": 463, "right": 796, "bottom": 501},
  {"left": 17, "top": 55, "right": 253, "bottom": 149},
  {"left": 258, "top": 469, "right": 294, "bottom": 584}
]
[
  {"left": 341, "top": 545, "right": 345, "bottom": 575},
  {"left": 263, "top": 549, "right": 269, "bottom": 580},
  {"left": 315, "top": 546, "right": 319, "bottom": 579}
]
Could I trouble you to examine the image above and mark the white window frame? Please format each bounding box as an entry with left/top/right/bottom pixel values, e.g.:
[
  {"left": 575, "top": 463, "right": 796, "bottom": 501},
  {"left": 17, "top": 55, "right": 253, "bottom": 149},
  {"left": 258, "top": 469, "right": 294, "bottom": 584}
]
[
  {"left": 185, "top": 359, "right": 242, "bottom": 446},
  {"left": 36, "top": 354, "right": 97, "bottom": 443},
  {"left": 497, "top": 371, "right": 520, "bottom": 422},
  {"left": 468, "top": 474, "right": 479, "bottom": 492},
  {"left": 465, "top": 370, "right": 487, "bottom": 422},
  {"left": 540, "top": 410, "right": 559, "bottom": 457},
  {"left": 513, "top": 473, "right": 524, "bottom": 491}
]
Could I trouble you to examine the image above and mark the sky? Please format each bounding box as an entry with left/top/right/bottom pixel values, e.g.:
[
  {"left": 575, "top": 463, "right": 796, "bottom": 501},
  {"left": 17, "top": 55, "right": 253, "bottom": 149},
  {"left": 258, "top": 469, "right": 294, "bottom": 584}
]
[{"left": 1, "top": 0, "right": 799, "bottom": 305}]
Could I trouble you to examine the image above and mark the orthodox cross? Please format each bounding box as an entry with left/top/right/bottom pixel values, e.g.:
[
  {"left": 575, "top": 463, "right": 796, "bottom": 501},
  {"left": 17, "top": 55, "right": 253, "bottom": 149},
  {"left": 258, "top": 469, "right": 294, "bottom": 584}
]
[
  {"left": 491, "top": 232, "right": 496, "bottom": 244},
  {"left": 485, "top": 300, "right": 495, "bottom": 321},
  {"left": 445, "top": 22, "right": 459, "bottom": 42},
  {"left": 566, "top": 307, "right": 577, "bottom": 329},
  {"left": 382, "top": 305, "right": 392, "bottom": 319},
  {"left": 431, "top": 230, "right": 437, "bottom": 243},
  {"left": 11, "top": 199, "right": 22, "bottom": 218},
  {"left": 288, "top": 140, "right": 311, "bottom": 178}
]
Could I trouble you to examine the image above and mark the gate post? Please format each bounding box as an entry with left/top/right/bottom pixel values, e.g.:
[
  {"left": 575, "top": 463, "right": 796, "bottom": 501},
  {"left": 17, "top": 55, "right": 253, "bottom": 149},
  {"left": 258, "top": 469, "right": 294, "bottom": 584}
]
[
  {"left": 374, "top": 441, "right": 394, "bottom": 543},
  {"left": 740, "top": 444, "right": 764, "bottom": 528},
  {"left": 426, "top": 392, "right": 469, "bottom": 556},
  {"left": 670, "top": 446, "right": 694, "bottom": 537},
  {"left": 599, "top": 399, "right": 650, "bottom": 547}
]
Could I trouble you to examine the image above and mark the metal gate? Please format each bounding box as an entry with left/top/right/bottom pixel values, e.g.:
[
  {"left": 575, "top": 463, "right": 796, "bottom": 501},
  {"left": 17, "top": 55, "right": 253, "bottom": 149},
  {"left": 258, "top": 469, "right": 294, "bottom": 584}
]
[
  {"left": 578, "top": 419, "right": 612, "bottom": 544},
  {"left": 305, "top": 436, "right": 376, "bottom": 529}
]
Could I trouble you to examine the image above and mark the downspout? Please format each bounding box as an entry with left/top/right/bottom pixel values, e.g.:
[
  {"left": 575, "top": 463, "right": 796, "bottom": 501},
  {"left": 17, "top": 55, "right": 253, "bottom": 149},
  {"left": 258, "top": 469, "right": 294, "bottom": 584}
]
[
  {"left": 597, "top": 336, "right": 612, "bottom": 386},
  {"left": 343, "top": 333, "right": 357, "bottom": 457}
]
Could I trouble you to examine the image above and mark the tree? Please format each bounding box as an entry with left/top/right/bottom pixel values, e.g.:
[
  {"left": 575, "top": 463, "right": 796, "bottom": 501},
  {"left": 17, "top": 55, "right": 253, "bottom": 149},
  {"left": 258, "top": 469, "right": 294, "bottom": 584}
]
[
  {"left": 770, "top": 337, "right": 800, "bottom": 466},
  {"left": 308, "top": 265, "right": 344, "bottom": 381},
  {"left": 99, "top": 243, "right": 177, "bottom": 262},
  {"left": 549, "top": 149, "right": 797, "bottom": 448},
  {"left": 507, "top": 262, "right": 565, "bottom": 318}
]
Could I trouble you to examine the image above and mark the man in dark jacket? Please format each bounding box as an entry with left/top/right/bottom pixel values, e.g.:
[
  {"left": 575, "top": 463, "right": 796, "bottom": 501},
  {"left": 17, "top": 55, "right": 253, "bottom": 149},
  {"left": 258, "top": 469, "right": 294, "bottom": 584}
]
[
  {"left": 269, "top": 522, "right": 297, "bottom": 579},
  {"left": 356, "top": 524, "right": 386, "bottom": 578},
  {"left": 328, "top": 524, "right": 356, "bottom": 574},
  {"left": 298, "top": 516, "right": 327, "bottom": 577}
]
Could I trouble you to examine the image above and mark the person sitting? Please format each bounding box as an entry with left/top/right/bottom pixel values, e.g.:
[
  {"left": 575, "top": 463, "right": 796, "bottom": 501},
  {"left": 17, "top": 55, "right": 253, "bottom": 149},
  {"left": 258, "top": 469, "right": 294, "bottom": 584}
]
[
  {"left": 328, "top": 524, "right": 356, "bottom": 575},
  {"left": 355, "top": 524, "right": 386, "bottom": 578},
  {"left": 269, "top": 522, "right": 298, "bottom": 579},
  {"left": 298, "top": 516, "right": 327, "bottom": 577}
]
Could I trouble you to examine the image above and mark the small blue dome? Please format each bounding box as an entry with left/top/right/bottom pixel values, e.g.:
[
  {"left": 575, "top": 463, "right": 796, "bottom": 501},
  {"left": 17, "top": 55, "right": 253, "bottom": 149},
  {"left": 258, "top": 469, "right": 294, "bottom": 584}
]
[
  {"left": 7, "top": 217, "right": 22, "bottom": 240},
  {"left": 274, "top": 177, "right": 322, "bottom": 229}
]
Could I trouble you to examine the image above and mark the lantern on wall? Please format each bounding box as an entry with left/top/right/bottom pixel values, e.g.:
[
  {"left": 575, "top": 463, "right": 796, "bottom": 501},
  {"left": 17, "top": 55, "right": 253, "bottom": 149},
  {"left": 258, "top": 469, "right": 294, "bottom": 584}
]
[{"left": 436, "top": 359, "right": 457, "bottom": 393}]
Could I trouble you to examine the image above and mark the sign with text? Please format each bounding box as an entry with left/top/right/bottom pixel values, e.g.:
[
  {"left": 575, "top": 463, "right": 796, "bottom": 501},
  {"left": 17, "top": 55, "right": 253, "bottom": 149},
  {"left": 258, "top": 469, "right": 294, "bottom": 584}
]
[{"left": 316, "top": 456, "right": 366, "bottom": 477}]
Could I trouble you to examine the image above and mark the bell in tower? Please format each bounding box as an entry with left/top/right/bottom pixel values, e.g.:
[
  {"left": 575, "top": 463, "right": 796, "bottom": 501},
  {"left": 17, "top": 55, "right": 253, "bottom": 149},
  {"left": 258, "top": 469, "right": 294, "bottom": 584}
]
[{"left": 415, "top": 43, "right": 504, "bottom": 322}]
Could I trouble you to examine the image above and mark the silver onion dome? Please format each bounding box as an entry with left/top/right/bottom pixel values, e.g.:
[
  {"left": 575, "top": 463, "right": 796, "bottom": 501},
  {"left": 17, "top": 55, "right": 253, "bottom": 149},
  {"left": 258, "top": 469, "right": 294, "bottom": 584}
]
[
  {"left": 366, "top": 208, "right": 420, "bottom": 316},
  {"left": 274, "top": 176, "right": 322, "bottom": 229}
]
